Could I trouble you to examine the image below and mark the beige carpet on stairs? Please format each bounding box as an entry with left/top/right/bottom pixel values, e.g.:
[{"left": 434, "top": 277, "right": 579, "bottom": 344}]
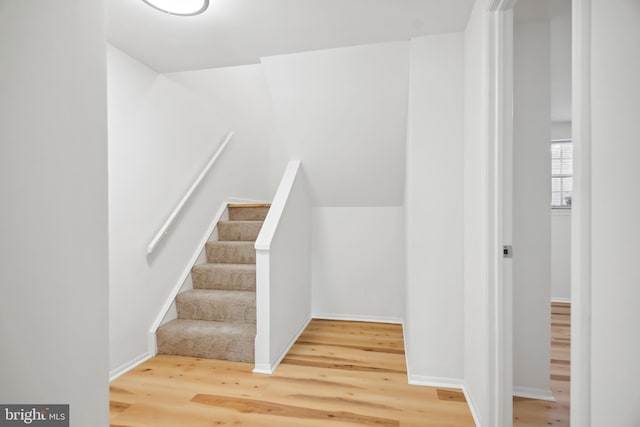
[{"left": 156, "top": 204, "right": 269, "bottom": 363}]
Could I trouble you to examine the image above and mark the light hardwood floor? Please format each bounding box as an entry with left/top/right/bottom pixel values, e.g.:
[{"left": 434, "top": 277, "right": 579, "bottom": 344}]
[
  {"left": 111, "top": 306, "right": 570, "bottom": 427},
  {"left": 110, "top": 320, "right": 475, "bottom": 426},
  {"left": 513, "top": 302, "right": 571, "bottom": 426}
]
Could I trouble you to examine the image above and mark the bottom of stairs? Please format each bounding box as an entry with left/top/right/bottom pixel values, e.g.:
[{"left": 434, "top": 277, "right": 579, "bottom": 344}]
[{"left": 157, "top": 319, "right": 255, "bottom": 363}]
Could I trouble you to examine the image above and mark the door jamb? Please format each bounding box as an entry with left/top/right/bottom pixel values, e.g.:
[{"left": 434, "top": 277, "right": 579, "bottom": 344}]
[
  {"left": 485, "top": 1, "right": 517, "bottom": 425},
  {"left": 485, "top": 0, "right": 592, "bottom": 425},
  {"left": 570, "top": 0, "right": 592, "bottom": 425}
]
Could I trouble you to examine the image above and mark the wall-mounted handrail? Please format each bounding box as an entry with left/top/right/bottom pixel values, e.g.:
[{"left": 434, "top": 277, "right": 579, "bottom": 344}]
[{"left": 146, "top": 131, "right": 234, "bottom": 255}]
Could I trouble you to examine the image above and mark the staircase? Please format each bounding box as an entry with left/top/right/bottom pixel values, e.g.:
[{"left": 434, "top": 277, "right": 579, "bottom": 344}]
[{"left": 156, "top": 204, "right": 270, "bottom": 363}]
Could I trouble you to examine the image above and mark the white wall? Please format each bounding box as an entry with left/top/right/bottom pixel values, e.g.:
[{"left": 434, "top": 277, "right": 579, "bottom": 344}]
[
  {"left": 167, "top": 64, "right": 274, "bottom": 182},
  {"left": 551, "top": 121, "right": 572, "bottom": 140},
  {"left": 551, "top": 122, "right": 572, "bottom": 302},
  {"left": 590, "top": 0, "right": 640, "bottom": 424},
  {"left": 0, "top": 2, "right": 109, "bottom": 425},
  {"left": 261, "top": 42, "right": 409, "bottom": 207},
  {"left": 265, "top": 165, "right": 312, "bottom": 364},
  {"left": 550, "top": 0, "right": 572, "bottom": 122},
  {"left": 312, "top": 207, "right": 405, "bottom": 322},
  {"left": 551, "top": 211, "right": 571, "bottom": 301},
  {"left": 405, "top": 33, "right": 465, "bottom": 383},
  {"left": 512, "top": 18, "right": 552, "bottom": 397},
  {"left": 463, "top": 1, "right": 491, "bottom": 423},
  {"left": 255, "top": 162, "right": 312, "bottom": 372},
  {"left": 550, "top": 1, "right": 572, "bottom": 304},
  {"left": 261, "top": 41, "right": 409, "bottom": 335},
  {"left": 108, "top": 46, "right": 271, "bottom": 374},
  {"left": 551, "top": 116, "right": 573, "bottom": 304}
]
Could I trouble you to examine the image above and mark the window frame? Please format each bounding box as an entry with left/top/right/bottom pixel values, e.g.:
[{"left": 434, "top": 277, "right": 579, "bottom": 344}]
[{"left": 551, "top": 138, "right": 573, "bottom": 210}]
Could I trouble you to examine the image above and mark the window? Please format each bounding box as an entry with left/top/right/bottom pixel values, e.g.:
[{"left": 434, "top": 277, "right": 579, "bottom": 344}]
[{"left": 551, "top": 139, "right": 572, "bottom": 208}]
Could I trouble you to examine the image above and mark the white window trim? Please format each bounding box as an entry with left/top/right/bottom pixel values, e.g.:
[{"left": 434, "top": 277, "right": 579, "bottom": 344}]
[{"left": 551, "top": 138, "right": 573, "bottom": 210}]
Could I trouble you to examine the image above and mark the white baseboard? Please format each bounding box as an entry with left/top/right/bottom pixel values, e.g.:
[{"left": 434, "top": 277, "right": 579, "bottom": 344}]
[
  {"left": 148, "top": 331, "right": 158, "bottom": 358},
  {"left": 462, "top": 385, "right": 482, "bottom": 427},
  {"left": 109, "top": 352, "right": 152, "bottom": 382},
  {"left": 513, "top": 386, "right": 556, "bottom": 401},
  {"left": 408, "top": 376, "right": 480, "bottom": 427},
  {"left": 252, "top": 364, "right": 274, "bottom": 375},
  {"left": 312, "top": 313, "right": 403, "bottom": 325},
  {"left": 551, "top": 297, "right": 571, "bottom": 304},
  {"left": 408, "top": 374, "right": 465, "bottom": 389},
  {"left": 253, "top": 316, "right": 312, "bottom": 375}
]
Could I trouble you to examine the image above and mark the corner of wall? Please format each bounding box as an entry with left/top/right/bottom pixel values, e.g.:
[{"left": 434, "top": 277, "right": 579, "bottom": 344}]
[
  {"left": 406, "top": 375, "right": 481, "bottom": 427},
  {"left": 462, "top": 383, "right": 483, "bottom": 427},
  {"left": 109, "top": 352, "right": 152, "bottom": 383}
]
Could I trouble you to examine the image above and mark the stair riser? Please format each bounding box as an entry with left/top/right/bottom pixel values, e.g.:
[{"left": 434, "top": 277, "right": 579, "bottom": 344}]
[
  {"left": 217, "top": 221, "right": 263, "bottom": 241},
  {"left": 192, "top": 267, "right": 256, "bottom": 291},
  {"left": 228, "top": 206, "right": 270, "bottom": 221},
  {"left": 158, "top": 342, "right": 254, "bottom": 363},
  {"left": 157, "top": 204, "right": 269, "bottom": 364},
  {"left": 176, "top": 294, "right": 256, "bottom": 324},
  {"left": 157, "top": 342, "right": 254, "bottom": 363},
  {"left": 157, "top": 329, "right": 254, "bottom": 363},
  {"left": 206, "top": 243, "right": 256, "bottom": 264}
]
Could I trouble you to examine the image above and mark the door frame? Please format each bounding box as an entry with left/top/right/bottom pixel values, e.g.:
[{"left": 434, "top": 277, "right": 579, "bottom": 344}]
[
  {"left": 485, "top": 1, "right": 516, "bottom": 425},
  {"left": 485, "top": 0, "right": 592, "bottom": 425},
  {"left": 569, "top": 0, "right": 592, "bottom": 425}
]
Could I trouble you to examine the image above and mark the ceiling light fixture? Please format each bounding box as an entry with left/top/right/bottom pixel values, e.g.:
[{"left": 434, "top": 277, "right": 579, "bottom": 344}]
[{"left": 142, "top": 0, "right": 209, "bottom": 16}]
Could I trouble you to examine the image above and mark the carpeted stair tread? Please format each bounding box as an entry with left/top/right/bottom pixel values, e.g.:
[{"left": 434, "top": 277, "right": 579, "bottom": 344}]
[
  {"left": 155, "top": 203, "right": 269, "bottom": 364},
  {"left": 206, "top": 241, "right": 256, "bottom": 264},
  {"left": 176, "top": 289, "right": 256, "bottom": 323},
  {"left": 157, "top": 319, "right": 255, "bottom": 362},
  {"left": 228, "top": 205, "right": 270, "bottom": 221},
  {"left": 192, "top": 263, "right": 256, "bottom": 291},
  {"left": 217, "top": 220, "right": 263, "bottom": 241}
]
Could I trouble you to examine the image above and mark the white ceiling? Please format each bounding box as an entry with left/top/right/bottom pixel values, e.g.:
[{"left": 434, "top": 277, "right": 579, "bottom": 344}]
[{"left": 108, "top": 0, "right": 475, "bottom": 73}]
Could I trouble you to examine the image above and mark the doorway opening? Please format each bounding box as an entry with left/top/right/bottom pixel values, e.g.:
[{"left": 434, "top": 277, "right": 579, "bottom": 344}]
[{"left": 510, "top": 1, "right": 572, "bottom": 425}]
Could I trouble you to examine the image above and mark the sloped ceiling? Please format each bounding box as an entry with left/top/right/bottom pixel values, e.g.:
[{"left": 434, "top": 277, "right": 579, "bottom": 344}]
[{"left": 108, "top": 0, "right": 475, "bottom": 73}]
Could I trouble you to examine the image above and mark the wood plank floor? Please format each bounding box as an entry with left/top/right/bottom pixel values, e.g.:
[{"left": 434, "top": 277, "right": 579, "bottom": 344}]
[
  {"left": 513, "top": 302, "right": 571, "bottom": 426},
  {"left": 110, "top": 320, "right": 475, "bottom": 426}
]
